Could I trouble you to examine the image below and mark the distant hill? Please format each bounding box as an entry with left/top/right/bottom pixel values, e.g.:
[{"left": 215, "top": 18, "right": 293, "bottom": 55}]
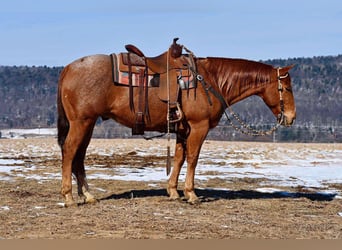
[
  {"left": 0, "top": 65, "right": 62, "bottom": 128},
  {"left": 0, "top": 55, "right": 341, "bottom": 142}
]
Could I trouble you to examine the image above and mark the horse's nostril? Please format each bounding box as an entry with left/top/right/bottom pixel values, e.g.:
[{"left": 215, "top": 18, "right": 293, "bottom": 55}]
[{"left": 285, "top": 117, "right": 295, "bottom": 127}]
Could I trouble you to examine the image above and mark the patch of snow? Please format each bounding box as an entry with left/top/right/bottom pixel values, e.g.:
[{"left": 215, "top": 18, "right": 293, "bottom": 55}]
[
  {"left": 0, "top": 159, "right": 25, "bottom": 165},
  {"left": 56, "top": 203, "right": 65, "bottom": 207},
  {"left": 255, "top": 187, "right": 284, "bottom": 193},
  {"left": 94, "top": 187, "right": 107, "bottom": 193},
  {"left": 0, "top": 161, "right": 25, "bottom": 181},
  {"left": 34, "top": 206, "right": 46, "bottom": 209},
  {"left": 148, "top": 183, "right": 160, "bottom": 188},
  {"left": 1, "top": 206, "right": 10, "bottom": 211},
  {"left": 0, "top": 128, "right": 56, "bottom": 139}
]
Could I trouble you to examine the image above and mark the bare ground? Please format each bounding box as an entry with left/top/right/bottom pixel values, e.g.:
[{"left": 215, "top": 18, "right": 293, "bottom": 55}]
[{"left": 0, "top": 138, "right": 341, "bottom": 239}]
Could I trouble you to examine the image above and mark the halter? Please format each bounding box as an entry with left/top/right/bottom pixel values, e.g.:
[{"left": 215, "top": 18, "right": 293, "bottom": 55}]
[{"left": 277, "top": 67, "right": 289, "bottom": 126}]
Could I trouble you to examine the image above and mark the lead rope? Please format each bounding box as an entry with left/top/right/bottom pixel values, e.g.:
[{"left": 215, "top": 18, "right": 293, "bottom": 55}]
[
  {"left": 223, "top": 109, "right": 281, "bottom": 136},
  {"left": 166, "top": 49, "right": 171, "bottom": 176}
]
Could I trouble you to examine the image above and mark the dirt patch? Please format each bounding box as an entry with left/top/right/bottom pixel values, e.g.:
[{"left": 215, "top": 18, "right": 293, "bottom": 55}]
[{"left": 0, "top": 138, "right": 341, "bottom": 239}]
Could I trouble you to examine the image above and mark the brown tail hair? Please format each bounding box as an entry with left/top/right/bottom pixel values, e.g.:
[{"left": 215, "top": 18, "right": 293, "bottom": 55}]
[{"left": 57, "top": 67, "right": 69, "bottom": 149}]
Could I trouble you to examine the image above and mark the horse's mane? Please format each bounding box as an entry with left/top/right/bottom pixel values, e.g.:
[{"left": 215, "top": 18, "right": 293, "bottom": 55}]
[{"left": 202, "top": 57, "right": 274, "bottom": 99}]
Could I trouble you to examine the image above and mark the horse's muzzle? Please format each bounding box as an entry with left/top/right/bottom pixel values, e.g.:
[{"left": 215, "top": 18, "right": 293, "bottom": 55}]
[{"left": 278, "top": 114, "right": 295, "bottom": 127}]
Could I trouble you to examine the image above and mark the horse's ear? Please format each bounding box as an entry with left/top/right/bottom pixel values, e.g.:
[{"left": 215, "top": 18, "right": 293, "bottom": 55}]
[{"left": 281, "top": 64, "right": 295, "bottom": 73}]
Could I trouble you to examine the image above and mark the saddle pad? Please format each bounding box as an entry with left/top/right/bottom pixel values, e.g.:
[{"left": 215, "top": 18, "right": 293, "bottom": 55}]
[
  {"left": 111, "top": 53, "right": 158, "bottom": 87},
  {"left": 119, "top": 53, "right": 156, "bottom": 75}
]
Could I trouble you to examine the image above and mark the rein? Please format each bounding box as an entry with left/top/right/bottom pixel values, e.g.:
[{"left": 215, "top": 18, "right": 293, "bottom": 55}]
[{"left": 183, "top": 49, "right": 287, "bottom": 136}]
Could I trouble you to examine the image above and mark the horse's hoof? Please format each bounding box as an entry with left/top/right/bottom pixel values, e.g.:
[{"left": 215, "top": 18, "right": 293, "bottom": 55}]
[
  {"left": 167, "top": 188, "right": 180, "bottom": 200},
  {"left": 184, "top": 190, "right": 200, "bottom": 205},
  {"left": 63, "top": 193, "right": 77, "bottom": 207},
  {"left": 64, "top": 200, "right": 77, "bottom": 208},
  {"left": 85, "top": 197, "right": 99, "bottom": 204},
  {"left": 188, "top": 198, "right": 201, "bottom": 205},
  {"left": 82, "top": 191, "right": 98, "bottom": 204},
  {"left": 169, "top": 196, "right": 182, "bottom": 203}
]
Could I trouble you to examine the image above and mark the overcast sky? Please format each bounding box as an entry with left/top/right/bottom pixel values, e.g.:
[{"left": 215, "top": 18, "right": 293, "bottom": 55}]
[{"left": 0, "top": 0, "right": 341, "bottom": 66}]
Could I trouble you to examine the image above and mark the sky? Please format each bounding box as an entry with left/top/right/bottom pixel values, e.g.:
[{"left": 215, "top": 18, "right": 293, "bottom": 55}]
[{"left": 0, "top": 0, "right": 341, "bottom": 66}]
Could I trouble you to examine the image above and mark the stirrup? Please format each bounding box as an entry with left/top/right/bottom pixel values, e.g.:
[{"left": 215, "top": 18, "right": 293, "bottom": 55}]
[{"left": 169, "top": 102, "right": 183, "bottom": 124}]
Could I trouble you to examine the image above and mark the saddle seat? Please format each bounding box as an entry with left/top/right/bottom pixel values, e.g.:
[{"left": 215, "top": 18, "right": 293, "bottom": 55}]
[{"left": 123, "top": 44, "right": 189, "bottom": 74}]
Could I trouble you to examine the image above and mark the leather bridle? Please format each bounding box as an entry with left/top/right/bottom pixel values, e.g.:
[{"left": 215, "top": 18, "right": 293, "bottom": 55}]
[{"left": 276, "top": 67, "right": 289, "bottom": 125}]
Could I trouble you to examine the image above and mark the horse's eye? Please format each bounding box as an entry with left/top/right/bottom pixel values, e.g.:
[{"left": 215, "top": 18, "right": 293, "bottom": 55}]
[{"left": 285, "top": 87, "right": 292, "bottom": 93}]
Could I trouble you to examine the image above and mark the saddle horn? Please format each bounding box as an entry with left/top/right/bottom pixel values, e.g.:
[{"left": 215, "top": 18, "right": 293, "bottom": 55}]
[{"left": 170, "top": 37, "right": 183, "bottom": 58}]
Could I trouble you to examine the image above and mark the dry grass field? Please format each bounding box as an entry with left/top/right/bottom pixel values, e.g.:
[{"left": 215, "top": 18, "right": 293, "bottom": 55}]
[{"left": 0, "top": 138, "right": 341, "bottom": 239}]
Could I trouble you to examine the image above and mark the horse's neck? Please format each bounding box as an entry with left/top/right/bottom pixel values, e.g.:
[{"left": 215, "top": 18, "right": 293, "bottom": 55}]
[
  {"left": 223, "top": 81, "right": 263, "bottom": 105},
  {"left": 200, "top": 58, "right": 271, "bottom": 106}
]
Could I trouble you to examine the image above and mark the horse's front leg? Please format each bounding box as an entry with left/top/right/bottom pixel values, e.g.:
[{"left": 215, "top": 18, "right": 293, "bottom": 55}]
[
  {"left": 167, "top": 133, "right": 186, "bottom": 200},
  {"left": 183, "top": 120, "right": 209, "bottom": 204}
]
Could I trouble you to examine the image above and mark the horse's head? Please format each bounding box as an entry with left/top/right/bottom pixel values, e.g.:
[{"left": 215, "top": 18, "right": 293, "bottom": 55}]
[{"left": 260, "top": 65, "right": 296, "bottom": 127}]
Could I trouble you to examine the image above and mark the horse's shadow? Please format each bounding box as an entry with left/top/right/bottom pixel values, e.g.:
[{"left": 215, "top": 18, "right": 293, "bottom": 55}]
[{"left": 101, "top": 188, "right": 337, "bottom": 202}]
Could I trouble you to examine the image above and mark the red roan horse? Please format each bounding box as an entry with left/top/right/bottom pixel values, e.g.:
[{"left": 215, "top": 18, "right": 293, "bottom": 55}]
[{"left": 57, "top": 41, "right": 296, "bottom": 207}]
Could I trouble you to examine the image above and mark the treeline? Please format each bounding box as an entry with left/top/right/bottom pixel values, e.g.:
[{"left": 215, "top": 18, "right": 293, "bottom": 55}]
[
  {"left": 0, "top": 65, "right": 62, "bottom": 128},
  {"left": 0, "top": 54, "right": 341, "bottom": 142}
]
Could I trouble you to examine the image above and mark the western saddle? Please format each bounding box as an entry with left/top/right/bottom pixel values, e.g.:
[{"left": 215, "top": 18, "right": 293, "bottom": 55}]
[{"left": 110, "top": 38, "right": 196, "bottom": 135}]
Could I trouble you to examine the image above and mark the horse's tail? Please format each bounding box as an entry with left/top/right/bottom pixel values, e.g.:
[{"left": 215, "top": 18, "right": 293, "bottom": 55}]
[{"left": 57, "top": 66, "right": 70, "bottom": 149}]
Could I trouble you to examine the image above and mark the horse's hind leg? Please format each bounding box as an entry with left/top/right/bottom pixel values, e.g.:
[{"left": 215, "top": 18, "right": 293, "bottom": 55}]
[
  {"left": 73, "top": 120, "right": 97, "bottom": 204},
  {"left": 61, "top": 119, "right": 95, "bottom": 207}
]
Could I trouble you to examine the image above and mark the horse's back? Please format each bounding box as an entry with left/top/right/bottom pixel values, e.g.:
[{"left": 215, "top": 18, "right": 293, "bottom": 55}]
[
  {"left": 69, "top": 54, "right": 109, "bottom": 68},
  {"left": 60, "top": 54, "right": 112, "bottom": 90},
  {"left": 58, "top": 54, "right": 113, "bottom": 119}
]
